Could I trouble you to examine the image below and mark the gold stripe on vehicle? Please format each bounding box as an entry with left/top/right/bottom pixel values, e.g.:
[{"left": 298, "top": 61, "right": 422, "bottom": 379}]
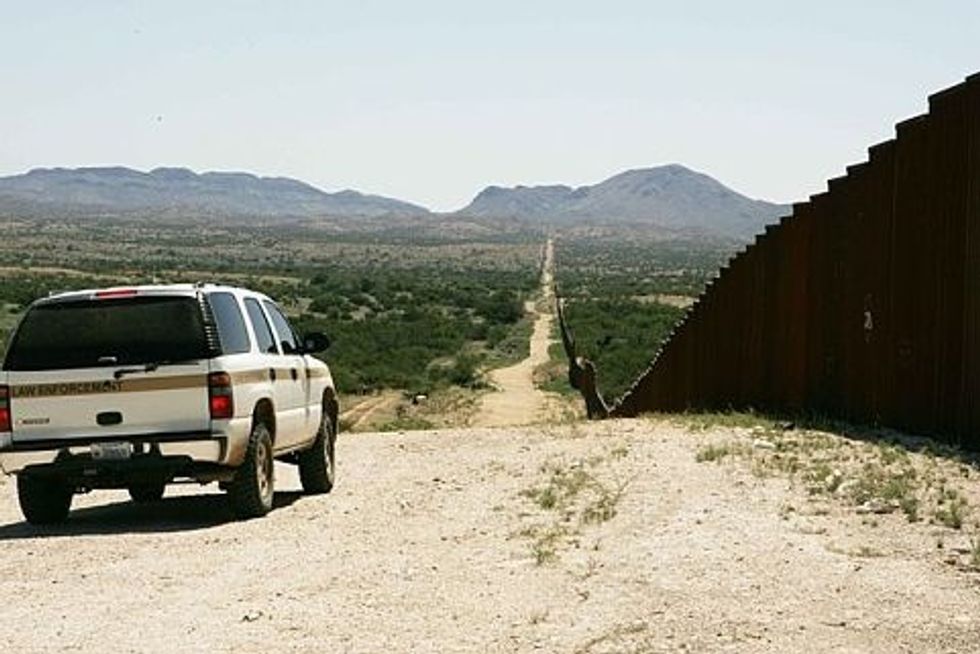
[
  {"left": 230, "top": 369, "right": 270, "bottom": 385},
  {"left": 13, "top": 366, "right": 327, "bottom": 398},
  {"left": 122, "top": 375, "right": 208, "bottom": 393},
  {"left": 11, "top": 375, "right": 207, "bottom": 398},
  {"left": 227, "top": 368, "right": 301, "bottom": 384}
]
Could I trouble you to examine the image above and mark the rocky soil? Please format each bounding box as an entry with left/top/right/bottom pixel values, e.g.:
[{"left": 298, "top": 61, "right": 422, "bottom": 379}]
[{"left": 2, "top": 418, "right": 979, "bottom": 653}]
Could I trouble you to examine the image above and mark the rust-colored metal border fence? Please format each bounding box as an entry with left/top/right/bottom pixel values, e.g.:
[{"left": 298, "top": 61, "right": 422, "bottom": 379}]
[{"left": 610, "top": 73, "right": 980, "bottom": 447}]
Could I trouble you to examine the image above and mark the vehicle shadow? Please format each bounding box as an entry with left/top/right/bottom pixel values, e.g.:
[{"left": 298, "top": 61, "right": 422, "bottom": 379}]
[{"left": 0, "top": 491, "right": 304, "bottom": 540}]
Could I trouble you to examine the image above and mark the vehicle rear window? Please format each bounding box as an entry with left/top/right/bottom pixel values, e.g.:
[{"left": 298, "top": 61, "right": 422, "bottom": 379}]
[
  {"left": 2, "top": 296, "right": 209, "bottom": 371},
  {"left": 208, "top": 292, "right": 251, "bottom": 355}
]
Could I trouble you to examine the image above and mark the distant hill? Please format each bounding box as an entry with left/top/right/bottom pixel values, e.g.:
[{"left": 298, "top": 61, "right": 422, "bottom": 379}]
[
  {"left": 0, "top": 167, "right": 428, "bottom": 219},
  {"left": 457, "top": 164, "right": 788, "bottom": 238}
]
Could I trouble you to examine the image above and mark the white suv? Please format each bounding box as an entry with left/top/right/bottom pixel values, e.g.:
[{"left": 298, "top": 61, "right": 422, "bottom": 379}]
[{"left": 0, "top": 284, "right": 339, "bottom": 524}]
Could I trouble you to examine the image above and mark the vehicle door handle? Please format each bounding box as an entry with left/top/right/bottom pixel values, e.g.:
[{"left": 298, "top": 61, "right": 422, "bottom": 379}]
[
  {"left": 269, "top": 368, "right": 277, "bottom": 382},
  {"left": 291, "top": 368, "right": 298, "bottom": 381}
]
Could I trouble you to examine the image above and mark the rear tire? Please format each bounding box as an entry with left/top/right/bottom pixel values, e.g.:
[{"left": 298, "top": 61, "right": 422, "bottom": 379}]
[
  {"left": 17, "top": 475, "right": 72, "bottom": 525},
  {"left": 298, "top": 411, "right": 336, "bottom": 494},
  {"left": 227, "top": 422, "right": 275, "bottom": 519},
  {"left": 128, "top": 483, "right": 166, "bottom": 503}
]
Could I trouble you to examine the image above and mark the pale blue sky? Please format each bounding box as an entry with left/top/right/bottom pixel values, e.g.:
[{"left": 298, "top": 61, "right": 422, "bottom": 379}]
[{"left": 1, "top": 1, "right": 978, "bottom": 210}]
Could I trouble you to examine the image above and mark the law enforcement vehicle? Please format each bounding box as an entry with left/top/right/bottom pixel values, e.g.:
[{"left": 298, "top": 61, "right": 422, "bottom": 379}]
[{"left": 0, "top": 284, "right": 338, "bottom": 524}]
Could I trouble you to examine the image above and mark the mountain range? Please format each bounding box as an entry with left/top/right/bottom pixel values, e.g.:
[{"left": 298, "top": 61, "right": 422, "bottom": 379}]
[
  {"left": 0, "top": 166, "right": 426, "bottom": 219},
  {"left": 0, "top": 164, "right": 788, "bottom": 238}
]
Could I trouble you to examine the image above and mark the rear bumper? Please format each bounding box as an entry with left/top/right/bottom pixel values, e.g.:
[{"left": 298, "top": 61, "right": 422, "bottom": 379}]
[
  {"left": 0, "top": 425, "right": 246, "bottom": 477},
  {"left": 8, "top": 450, "right": 236, "bottom": 488},
  {"left": 0, "top": 417, "right": 252, "bottom": 474}
]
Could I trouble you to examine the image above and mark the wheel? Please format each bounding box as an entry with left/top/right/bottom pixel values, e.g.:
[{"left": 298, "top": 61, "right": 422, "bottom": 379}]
[
  {"left": 128, "top": 483, "right": 166, "bottom": 503},
  {"left": 298, "top": 411, "right": 336, "bottom": 494},
  {"left": 226, "top": 421, "right": 275, "bottom": 519},
  {"left": 17, "top": 474, "right": 72, "bottom": 525}
]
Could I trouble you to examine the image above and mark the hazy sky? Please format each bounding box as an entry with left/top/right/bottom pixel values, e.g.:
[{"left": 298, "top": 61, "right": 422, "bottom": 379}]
[{"left": 2, "top": 1, "right": 978, "bottom": 211}]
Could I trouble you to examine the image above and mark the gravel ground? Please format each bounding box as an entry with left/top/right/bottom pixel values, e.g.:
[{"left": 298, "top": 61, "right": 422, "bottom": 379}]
[{"left": 2, "top": 419, "right": 979, "bottom": 653}]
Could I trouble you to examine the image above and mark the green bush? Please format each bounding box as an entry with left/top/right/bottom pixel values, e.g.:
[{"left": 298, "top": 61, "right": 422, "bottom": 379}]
[{"left": 559, "top": 298, "right": 685, "bottom": 401}]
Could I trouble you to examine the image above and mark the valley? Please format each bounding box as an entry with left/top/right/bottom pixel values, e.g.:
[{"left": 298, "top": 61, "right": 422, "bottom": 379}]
[{"left": 0, "top": 216, "right": 733, "bottom": 429}]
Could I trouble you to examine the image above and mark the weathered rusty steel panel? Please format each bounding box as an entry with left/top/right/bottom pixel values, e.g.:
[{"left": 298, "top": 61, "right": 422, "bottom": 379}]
[
  {"left": 761, "top": 221, "right": 785, "bottom": 408},
  {"left": 962, "top": 75, "right": 980, "bottom": 442},
  {"left": 865, "top": 140, "right": 898, "bottom": 427},
  {"left": 782, "top": 204, "right": 812, "bottom": 410},
  {"left": 742, "top": 233, "right": 769, "bottom": 407},
  {"left": 891, "top": 114, "right": 935, "bottom": 433},
  {"left": 927, "top": 83, "right": 969, "bottom": 440},
  {"left": 732, "top": 242, "right": 759, "bottom": 406},
  {"left": 609, "top": 73, "right": 980, "bottom": 448},
  {"left": 805, "top": 190, "right": 836, "bottom": 415},
  {"left": 837, "top": 163, "right": 870, "bottom": 423}
]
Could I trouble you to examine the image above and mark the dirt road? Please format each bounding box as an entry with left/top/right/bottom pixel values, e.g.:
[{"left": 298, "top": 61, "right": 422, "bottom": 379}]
[
  {"left": 474, "top": 239, "right": 558, "bottom": 427},
  {"left": 2, "top": 419, "right": 979, "bottom": 653}
]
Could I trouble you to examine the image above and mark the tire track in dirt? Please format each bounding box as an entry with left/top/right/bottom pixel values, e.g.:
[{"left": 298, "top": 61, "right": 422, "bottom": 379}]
[{"left": 340, "top": 392, "right": 402, "bottom": 431}]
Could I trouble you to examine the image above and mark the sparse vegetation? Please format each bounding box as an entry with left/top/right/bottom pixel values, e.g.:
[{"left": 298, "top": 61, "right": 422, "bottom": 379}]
[
  {"left": 0, "top": 218, "right": 542, "bottom": 402},
  {"left": 696, "top": 442, "right": 752, "bottom": 463},
  {"left": 377, "top": 414, "right": 436, "bottom": 433},
  {"left": 572, "top": 621, "right": 651, "bottom": 654},
  {"left": 539, "top": 236, "right": 734, "bottom": 402},
  {"left": 541, "top": 297, "right": 685, "bottom": 400},
  {"left": 934, "top": 491, "right": 969, "bottom": 530},
  {"left": 900, "top": 495, "right": 920, "bottom": 522},
  {"left": 686, "top": 413, "right": 980, "bottom": 550},
  {"left": 683, "top": 410, "right": 777, "bottom": 432},
  {"left": 826, "top": 544, "right": 885, "bottom": 558},
  {"left": 518, "top": 449, "right": 631, "bottom": 564}
]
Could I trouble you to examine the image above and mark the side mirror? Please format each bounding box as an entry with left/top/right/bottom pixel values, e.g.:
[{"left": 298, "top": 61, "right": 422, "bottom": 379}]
[{"left": 302, "top": 332, "right": 330, "bottom": 353}]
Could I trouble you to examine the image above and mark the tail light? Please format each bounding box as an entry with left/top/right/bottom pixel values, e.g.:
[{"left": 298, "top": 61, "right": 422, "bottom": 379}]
[
  {"left": 208, "top": 372, "right": 234, "bottom": 420},
  {"left": 0, "top": 385, "right": 11, "bottom": 433}
]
